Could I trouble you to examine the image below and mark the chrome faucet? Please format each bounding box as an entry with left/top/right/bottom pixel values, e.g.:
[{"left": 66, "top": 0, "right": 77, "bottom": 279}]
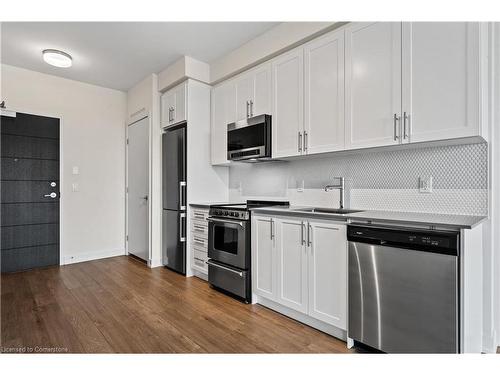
[{"left": 324, "top": 177, "right": 345, "bottom": 209}]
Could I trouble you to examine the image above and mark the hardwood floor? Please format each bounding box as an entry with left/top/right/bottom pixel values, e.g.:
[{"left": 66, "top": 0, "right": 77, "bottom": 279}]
[{"left": 1, "top": 256, "right": 352, "bottom": 353}]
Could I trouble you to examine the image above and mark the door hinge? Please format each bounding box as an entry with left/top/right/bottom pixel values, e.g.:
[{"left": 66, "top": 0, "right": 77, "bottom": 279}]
[{"left": 126, "top": 235, "right": 129, "bottom": 241}]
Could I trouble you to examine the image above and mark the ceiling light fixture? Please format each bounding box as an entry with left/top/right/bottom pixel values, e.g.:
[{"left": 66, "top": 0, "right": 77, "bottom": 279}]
[{"left": 42, "top": 49, "right": 72, "bottom": 68}]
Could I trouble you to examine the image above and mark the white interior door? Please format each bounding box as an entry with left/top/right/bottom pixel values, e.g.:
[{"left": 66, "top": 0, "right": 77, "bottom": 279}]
[{"left": 127, "top": 117, "right": 149, "bottom": 261}]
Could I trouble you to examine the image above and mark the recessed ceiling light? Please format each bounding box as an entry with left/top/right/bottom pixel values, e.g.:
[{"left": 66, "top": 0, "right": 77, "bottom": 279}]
[{"left": 42, "top": 49, "right": 72, "bottom": 68}]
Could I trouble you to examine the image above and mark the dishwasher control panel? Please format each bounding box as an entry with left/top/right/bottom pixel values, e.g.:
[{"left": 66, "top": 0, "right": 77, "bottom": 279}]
[{"left": 347, "top": 225, "right": 459, "bottom": 256}]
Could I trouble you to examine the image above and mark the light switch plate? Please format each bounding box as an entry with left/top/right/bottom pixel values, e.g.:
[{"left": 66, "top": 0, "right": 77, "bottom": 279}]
[
  {"left": 419, "top": 176, "right": 433, "bottom": 193},
  {"left": 72, "top": 166, "right": 79, "bottom": 175},
  {"left": 72, "top": 183, "right": 79, "bottom": 192}
]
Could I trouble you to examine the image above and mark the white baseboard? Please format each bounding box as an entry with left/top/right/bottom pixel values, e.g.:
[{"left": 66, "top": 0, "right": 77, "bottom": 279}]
[
  {"left": 149, "top": 257, "right": 163, "bottom": 268},
  {"left": 256, "top": 296, "right": 347, "bottom": 342},
  {"left": 192, "top": 269, "right": 208, "bottom": 281},
  {"left": 62, "top": 249, "right": 126, "bottom": 265}
]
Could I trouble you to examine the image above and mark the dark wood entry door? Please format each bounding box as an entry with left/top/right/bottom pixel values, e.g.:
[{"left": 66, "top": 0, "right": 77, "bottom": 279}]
[{"left": 1, "top": 112, "right": 60, "bottom": 273}]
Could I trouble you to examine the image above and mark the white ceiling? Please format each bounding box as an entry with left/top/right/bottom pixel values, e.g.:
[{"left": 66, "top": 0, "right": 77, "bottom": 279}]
[{"left": 1, "top": 22, "right": 278, "bottom": 91}]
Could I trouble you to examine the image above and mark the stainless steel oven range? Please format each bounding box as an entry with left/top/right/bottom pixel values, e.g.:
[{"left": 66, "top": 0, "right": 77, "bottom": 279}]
[{"left": 206, "top": 200, "right": 289, "bottom": 303}]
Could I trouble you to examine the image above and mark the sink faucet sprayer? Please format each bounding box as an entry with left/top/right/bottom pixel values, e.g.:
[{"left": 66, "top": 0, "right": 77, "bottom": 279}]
[{"left": 324, "top": 177, "right": 345, "bottom": 209}]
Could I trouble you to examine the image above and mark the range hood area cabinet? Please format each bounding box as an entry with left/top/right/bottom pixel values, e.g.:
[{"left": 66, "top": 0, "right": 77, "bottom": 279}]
[
  {"left": 211, "top": 64, "right": 272, "bottom": 165},
  {"left": 161, "top": 81, "right": 187, "bottom": 127},
  {"left": 209, "top": 22, "right": 488, "bottom": 164}
]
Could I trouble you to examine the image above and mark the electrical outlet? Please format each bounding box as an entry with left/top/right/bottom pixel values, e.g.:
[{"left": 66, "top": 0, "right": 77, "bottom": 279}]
[
  {"left": 419, "top": 176, "right": 433, "bottom": 193},
  {"left": 72, "top": 183, "right": 79, "bottom": 192}
]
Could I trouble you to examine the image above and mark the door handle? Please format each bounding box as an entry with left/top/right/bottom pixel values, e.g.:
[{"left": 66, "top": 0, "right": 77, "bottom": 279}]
[
  {"left": 393, "top": 113, "right": 400, "bottom": 141},
  {"left": 206, "top": 260, "right": 243, "bottom": 277},
  {"left": 403, "top": 112, "right": 409, "bottom": 139},
  {"left": 179, "top": 181, "right": 186, "bottom": 211},
  {"left": 44, "top": 192, "right": 57, "bottom": 198},
  {"left": 142, "top": 195, "right": 148, "bottom": 201},
  {"left": 179, "top": 212, "right": 186, "bottom": 242},
  {"left": 298, "top": 132, "right": 302, "bottom": 153},
  {"left": 207, "top": 217, "right": 245, "bottom": 227}
]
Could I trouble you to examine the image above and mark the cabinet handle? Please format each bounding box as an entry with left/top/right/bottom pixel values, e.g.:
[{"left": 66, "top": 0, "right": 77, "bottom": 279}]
[
  {"left": 393, "top": 113, "right": 400, "bottom": 141},
  {"left": 298, "top": 132, "right": 302, "bottom": 153},
  {"left": 246, "top": 101, "right": 250, "bottom": 118},
  {"left": 250, "top": 100, "right": 254, "bottom": 117},
  {"left": 307, "top": 223, "right": 312, "bottom": 247},
  {"left": 301, "top": 221, "right": 306, "bottom": 245},
  {"left": 172, "top": 107, "right": 175, "bottom": 122},
  {"left": 304, "top": 131, "right": 308, "bottom": 153},
  {"left": 403, "top": 112, "right": 409, "bottom": 139},
  {"left": 270, "top": 219, "right": 274, "bottom": 240}
]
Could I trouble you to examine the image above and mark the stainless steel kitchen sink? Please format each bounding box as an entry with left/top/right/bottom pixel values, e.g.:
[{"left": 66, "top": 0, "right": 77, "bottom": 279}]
[{"left": 295, "top": 207, "right": 364, "bottom": 215}]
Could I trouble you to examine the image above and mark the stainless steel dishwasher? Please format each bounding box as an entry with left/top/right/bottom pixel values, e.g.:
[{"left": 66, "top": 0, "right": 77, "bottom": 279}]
[{"left": 347, "top": 224, "right": 460, "bottom": 353}]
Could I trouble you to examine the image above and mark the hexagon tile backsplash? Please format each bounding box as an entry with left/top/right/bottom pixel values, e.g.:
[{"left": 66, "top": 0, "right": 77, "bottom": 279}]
[{"left": 228, "top": 142, "right": 488, "bottom": 216}]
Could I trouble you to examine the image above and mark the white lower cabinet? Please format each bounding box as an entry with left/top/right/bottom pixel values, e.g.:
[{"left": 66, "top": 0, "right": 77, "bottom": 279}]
[
  {"left": 252, "top": 214, "right": 347, "bottom": 330},
  {"left": 275, "top": 217, "right": 308, "bottom": 314},
  {"left": 307, "top": 221, "right": 347, "bottom": 329},
  {"left": 252, "top": 216, "right": 276, "bottom": 300}
]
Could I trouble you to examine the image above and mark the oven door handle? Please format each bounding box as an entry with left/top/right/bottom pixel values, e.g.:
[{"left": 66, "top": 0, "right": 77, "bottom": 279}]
[
  {"left": 206, "top": 217, "right": 245, "bottom": 227},
  {"left": 206, "top": 260, "right": 243, "bottom": 277}
]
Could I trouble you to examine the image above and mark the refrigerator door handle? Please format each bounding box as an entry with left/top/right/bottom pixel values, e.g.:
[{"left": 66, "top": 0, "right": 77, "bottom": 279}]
[
  {"left": 179, "top": 181, "right": 186, "bottom": 211},
  {"left": 179, "top": 212, "right": 186, "bottom": 242}
]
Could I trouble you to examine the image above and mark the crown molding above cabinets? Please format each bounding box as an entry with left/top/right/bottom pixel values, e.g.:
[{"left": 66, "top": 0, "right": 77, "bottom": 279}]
[{"left": 158, "top": 56, "right": 210, "bottom": 93}]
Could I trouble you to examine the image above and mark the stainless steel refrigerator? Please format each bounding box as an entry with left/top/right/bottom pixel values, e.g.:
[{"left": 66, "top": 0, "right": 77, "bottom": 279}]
[{"left": 162, "top": 124, "right": 187, "bottom": 274}]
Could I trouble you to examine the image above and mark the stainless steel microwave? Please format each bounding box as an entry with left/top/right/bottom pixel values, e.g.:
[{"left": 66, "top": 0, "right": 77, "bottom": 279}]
[{"left": 227, "top": 114, "right": 271, "bottom": 161}]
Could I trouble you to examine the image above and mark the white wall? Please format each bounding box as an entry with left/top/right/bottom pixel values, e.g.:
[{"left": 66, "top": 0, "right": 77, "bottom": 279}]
[{"left": 1, "top": 64, "right": 127, "bottom": 264}]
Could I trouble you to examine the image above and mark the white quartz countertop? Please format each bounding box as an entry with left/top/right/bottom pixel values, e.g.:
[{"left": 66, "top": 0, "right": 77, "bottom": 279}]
[{"left": 249, "top": 206, "right": 487, "bottom": 230}]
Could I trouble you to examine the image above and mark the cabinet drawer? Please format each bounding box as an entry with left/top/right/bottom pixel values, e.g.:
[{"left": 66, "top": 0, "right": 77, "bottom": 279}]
[
  {"left": 192, "top": 235, "right": 208, "bottom": 249},
  {"left": 193, "top": 248, "right": 208, "bottom": 262},
  {"left": 192, "top": 257, "right": 208, "bottom": 272},
  {"left": 191, "top": 209, "right": 209, "bottom": 222},
  {"left": 191, "top": 221, "right": 208, "bottom": 237}
]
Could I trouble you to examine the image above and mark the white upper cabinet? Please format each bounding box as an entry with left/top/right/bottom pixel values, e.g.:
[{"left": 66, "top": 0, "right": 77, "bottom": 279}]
[
  {"left": 304, "top": 29, "right": 345, "bottom": 154},
  {"left": 307, "top": 220, "right": 347, "bottom": 329},
  {"left": 402, "top": 22, "right": 483, "bottom": 143},
  {"left": 272, "top": 48, "right": 304, "bottom": 158},
  {"left": 275, "top": 217, "right": 308, "bottom": 314},
  {"left": 252, "top": 216, "right": 276, "bottom": 301},
  {"left": 235, "top": 63, "right": 272, "bottom": 121},
  {"left": 235, "top": 73, "right": 254, "bottom": 121},
  {"left": 211, "top": 80, "right": 236, "bottom": 165},
  {"left": 161, "top": 81, "right": 187, "bottom": 127},
  {"left": 345, "top": 22, "right": 402, "bottom": 149}
]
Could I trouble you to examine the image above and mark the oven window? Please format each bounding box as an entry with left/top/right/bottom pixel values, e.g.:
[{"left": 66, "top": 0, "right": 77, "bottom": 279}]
[
  {"left": 213, "top": 225, "right": 238, "bottom": 254},
  {"left": 228, "top": 123, "right": 266, "bottom": 151}
]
